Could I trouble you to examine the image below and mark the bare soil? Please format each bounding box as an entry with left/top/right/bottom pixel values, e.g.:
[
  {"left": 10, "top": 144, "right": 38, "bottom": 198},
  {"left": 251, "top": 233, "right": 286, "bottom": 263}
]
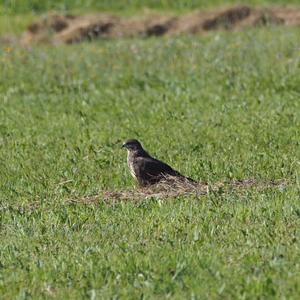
[{"left": 19, "top": 5, "right": 300, "bottom": 45}]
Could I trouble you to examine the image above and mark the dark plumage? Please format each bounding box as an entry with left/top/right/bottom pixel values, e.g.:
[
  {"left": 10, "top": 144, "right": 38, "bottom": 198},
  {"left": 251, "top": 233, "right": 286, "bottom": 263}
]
[{"left": 122, "top": 139, "right": 195, "bottom": 187}]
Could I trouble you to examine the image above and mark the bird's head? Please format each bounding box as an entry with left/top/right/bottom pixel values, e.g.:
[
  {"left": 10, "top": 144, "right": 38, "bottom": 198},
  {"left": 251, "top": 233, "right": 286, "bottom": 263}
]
[{"left": 122, "top": 139, "right": 143, "bottom": 152}]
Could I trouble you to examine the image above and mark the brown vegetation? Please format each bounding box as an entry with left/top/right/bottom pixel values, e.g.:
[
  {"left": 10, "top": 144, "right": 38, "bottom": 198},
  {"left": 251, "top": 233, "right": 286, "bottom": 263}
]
[
  {"left": 19, "top": 6, "right": 300, "bottom": 45},
  {"left": 67, "top": 177, "right": 288, "bottom": 203}
]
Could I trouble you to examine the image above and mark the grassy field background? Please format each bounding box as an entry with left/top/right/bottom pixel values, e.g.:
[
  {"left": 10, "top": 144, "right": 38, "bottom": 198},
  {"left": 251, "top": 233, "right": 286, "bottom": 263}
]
[{"left": 1, "top": 1, "right": 300, "bottom": 298}]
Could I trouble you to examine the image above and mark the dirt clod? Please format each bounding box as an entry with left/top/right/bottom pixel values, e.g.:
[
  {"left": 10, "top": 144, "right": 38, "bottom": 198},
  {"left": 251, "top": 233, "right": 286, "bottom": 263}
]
[{"left": 202, "top": 6, "right": 251, "bottom": 30}]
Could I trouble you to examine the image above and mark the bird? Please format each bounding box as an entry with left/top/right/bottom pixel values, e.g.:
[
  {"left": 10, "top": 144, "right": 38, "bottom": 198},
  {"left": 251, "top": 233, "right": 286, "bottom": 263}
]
[{"left": 122, "top": 139, "right": 195, "bottom": 187}]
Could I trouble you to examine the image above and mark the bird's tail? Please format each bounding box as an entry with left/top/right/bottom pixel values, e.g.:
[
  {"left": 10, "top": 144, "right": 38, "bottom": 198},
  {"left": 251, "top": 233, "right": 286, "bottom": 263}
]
[
  {"left": 174, "top": 171, "right": 196, "bottom": 184},
  {"left": 183, "top": 175, "right": 196, "bottom": 183}
]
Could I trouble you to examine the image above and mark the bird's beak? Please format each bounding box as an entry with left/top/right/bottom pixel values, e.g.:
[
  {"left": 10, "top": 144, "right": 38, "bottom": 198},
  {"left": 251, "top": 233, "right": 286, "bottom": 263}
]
[{"left": 121, "top": 143, "right": 126, "bottom": 149}]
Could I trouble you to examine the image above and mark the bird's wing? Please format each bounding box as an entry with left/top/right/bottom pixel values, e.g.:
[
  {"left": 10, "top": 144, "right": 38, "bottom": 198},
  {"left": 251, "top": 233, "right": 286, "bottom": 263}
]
[{"left": 134, "top": 157, "right": 181, "bottom": 179}]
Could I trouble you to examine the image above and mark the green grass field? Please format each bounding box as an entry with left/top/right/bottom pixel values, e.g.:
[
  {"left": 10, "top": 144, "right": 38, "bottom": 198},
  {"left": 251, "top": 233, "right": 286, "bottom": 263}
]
[{"left": 1, "top": 7, "right": 300, "bottom": 298}]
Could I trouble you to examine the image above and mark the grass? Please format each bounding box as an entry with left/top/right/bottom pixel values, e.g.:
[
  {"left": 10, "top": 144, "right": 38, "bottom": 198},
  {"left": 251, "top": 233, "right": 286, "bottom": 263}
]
[
  {"left": 1, "top": 0, "right": 300, "bottom": 15},
  {"left": 0, "top": 26, "right": 300, "bottom": 298}
]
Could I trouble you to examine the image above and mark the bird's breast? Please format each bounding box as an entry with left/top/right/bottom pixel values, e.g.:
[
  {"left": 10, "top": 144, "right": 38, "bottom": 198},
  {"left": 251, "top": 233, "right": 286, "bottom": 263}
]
[{"left": 127, "top": 152, "right": 137, "bottom": 179}]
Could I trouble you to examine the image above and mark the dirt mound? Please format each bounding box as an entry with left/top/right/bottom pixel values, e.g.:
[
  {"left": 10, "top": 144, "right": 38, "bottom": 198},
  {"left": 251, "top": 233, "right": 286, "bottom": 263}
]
[
  {"left": 20, "top": 6, "right": 300, "bottom": 45},
  {"left": 66, "top": 177, "right": 288, "bottom": 203}
]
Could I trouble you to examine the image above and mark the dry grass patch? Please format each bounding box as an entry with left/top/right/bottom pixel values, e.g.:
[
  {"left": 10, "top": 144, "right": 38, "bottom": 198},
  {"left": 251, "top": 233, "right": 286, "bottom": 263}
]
[
  {"left": 66, "top": 177, "right": 289, "bottom": 204},
  {"left": 18, "top": 5, "right": 300, "bottom": 45}
]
